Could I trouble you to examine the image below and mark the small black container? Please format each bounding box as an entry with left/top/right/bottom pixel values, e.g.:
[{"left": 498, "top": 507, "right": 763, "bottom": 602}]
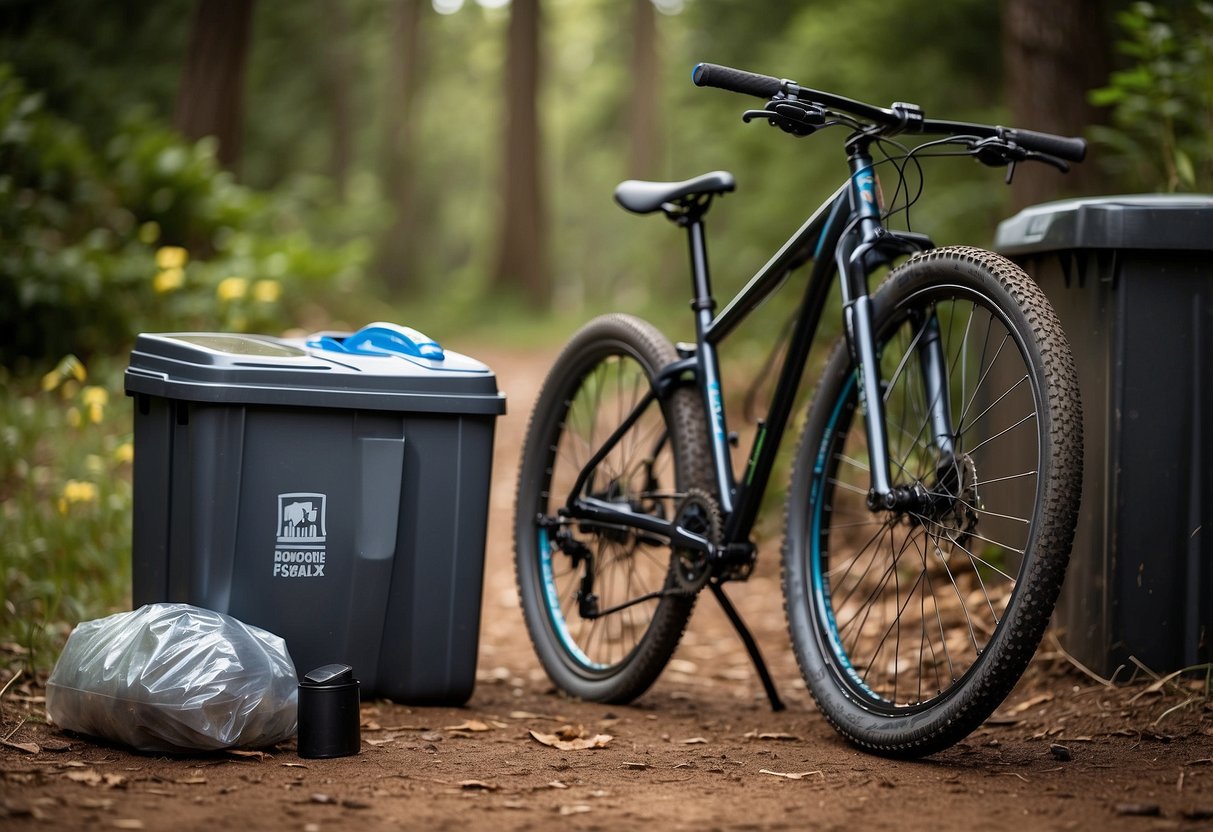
[{"left": 297, "top": 664, "right": 361, "bottom": 758}]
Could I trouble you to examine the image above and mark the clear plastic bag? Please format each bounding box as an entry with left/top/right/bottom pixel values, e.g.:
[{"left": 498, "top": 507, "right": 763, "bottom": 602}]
[{"left": 46, "top": 603, "right": 298, "bottom": 753}]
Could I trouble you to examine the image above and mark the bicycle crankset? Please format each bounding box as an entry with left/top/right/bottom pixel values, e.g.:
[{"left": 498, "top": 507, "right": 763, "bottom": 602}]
[{"left": 672, "top": 488, "right": 722, "bottom": 594}]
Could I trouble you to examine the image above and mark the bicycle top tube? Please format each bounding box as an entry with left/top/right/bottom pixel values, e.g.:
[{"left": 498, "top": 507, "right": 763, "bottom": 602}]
[{"left": 691, "top": 61, "right": 1087, "bottom": 165}]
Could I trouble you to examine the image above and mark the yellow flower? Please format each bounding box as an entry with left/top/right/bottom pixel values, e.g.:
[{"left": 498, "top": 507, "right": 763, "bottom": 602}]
[
  {"left": 85, "top": 454, "right": 105, "bottom": 476},
  {"left": 153, "top": 267, "right": 185, "bottom": 294},
  {"left": 82, "top": 386, "right": 108, "bottom": 409},
  {"left": 58, "top": 479, "right": 99, "bottom": 514},
  {"left": 155, "top": 246, "right": 188, "bottom": 269},
  {"left": 252, "top": 279, "right": 281, "bottom": 304},
  {"left": 217, "top": 276, "right": 248, "bottom": 302},
  {"left": 113, "top": 442, "right": 134, "bottom": 464},
  {"left": 41, "top": 355, "right": 86, "bottom": 391}
]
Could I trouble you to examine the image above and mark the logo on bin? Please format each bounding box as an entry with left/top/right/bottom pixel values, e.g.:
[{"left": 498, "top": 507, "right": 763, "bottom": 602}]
[{"left": 274, "top": 492, "right": 328, "bottom": 578}]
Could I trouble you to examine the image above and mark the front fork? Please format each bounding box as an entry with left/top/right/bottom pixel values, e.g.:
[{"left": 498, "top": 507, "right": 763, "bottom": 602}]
[{"left": 840, "top": 149, "right": 955, "bottom": 512}]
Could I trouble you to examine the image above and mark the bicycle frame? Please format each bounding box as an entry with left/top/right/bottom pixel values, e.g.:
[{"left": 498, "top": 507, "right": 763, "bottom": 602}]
[{"left": 564, "top": 138, "right": 951, "bottom": 567}]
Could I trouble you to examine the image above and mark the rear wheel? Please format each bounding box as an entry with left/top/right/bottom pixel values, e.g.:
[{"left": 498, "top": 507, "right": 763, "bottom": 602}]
[
  {"left": 783, "top": 246, "right": 1082, "bottom": 756},
  {"left": 515, "top": 314, "right": 713, "bottom": 703}
]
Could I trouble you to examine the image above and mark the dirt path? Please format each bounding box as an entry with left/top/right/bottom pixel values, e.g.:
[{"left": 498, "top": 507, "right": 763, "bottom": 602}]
[{"left": 3, "top": 344, "right": 1212, "bottom": 831}]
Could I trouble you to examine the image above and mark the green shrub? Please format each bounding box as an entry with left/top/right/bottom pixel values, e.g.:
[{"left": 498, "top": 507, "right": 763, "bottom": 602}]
[
  {"left": 0, "top": 65, "right": 378, "bottom": 370},
  {"left": 0, "top": 356, "right": 133, "bottom": 675},
  {"left": 1089, "top": 2, "right": 1213, "bottom": 192}
]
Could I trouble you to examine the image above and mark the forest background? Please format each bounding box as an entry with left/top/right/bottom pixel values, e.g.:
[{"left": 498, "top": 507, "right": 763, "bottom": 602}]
[{"left": 1, "top": 0, "right": 1211, "bottom": 675}]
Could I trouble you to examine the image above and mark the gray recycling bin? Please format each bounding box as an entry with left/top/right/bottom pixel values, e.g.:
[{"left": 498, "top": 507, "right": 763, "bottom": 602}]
[
  {"left": 995, "top": 195, "right": 1213, "bottom": 676},
  {"left": 124, "top": 326, "right": 506, "bottom": 704}
]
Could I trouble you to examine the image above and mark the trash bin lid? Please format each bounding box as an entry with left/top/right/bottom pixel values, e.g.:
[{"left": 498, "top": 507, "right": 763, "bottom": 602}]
[
  {"left": 124, "top": 331, "right": 506, "bottom": 416},
  {"left": 994, "top": 194, "right": 1213, "bottom": 255}
]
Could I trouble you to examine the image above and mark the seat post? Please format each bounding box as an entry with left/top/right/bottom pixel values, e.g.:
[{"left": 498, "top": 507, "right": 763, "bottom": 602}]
[
  {"left": 686, "top": 215, "right": 715, "bottom": 338},
  {"left": 684, "top": 213, "right": 736, "bottom": 514}
]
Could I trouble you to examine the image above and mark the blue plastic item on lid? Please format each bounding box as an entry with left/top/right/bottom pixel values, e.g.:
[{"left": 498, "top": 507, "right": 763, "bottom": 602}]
[{"left": 309, "top": 322, "right": 444, "bottom": 361}]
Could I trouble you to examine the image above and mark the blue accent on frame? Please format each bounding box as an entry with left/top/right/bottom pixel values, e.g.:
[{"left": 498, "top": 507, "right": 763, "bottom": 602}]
[{"left": 850, "top": 167, "right": 880, "bottom": 219}]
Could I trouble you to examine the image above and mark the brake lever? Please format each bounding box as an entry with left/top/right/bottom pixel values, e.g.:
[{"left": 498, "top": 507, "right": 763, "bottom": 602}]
[
  {"left": 970, "top": 136, "right": 1072, "bottom": 177},
  {"left": 741, "top": 99, "right": 827, "bottom": 137},
  {"left": 1024, "top": 150, "right": 1071, "bottom": 174}
]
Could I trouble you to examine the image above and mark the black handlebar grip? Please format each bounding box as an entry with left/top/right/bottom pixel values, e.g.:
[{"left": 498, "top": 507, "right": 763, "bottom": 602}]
[
  {"left": 692, "top": 62, "right": 784, "bottom": 99},
  {"left": 1007, "top": 128, "right": 1087, "bottom": 163}
]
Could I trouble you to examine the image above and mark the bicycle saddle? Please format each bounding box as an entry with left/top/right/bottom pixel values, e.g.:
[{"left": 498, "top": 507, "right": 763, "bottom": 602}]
[{"left": 614, "top": 170, "right": 736, "bottom": 215}]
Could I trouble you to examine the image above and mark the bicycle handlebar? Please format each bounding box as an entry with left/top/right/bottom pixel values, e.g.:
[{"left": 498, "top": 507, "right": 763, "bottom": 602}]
[{"left": 691, "top": 61, "right": 1087, "bottom": 164}]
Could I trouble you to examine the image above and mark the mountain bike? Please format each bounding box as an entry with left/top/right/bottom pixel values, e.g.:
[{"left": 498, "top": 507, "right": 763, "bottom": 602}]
[{"left": 514, "top": 62, "right": 1085, "bottom": 758}]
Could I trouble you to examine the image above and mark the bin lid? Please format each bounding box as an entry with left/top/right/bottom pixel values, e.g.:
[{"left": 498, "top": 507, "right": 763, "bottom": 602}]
[
  {"left": 125, "top": 331, "right": 506, "bottom": 415},
  {"left": 994, "top": 194, "right": 1213, "bottom": 255}
]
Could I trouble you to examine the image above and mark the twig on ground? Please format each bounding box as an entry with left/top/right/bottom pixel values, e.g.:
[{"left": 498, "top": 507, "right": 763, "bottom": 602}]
[
  {"left": 0, "top": 668, "right": 23, "bottom": 701},
  {"left": 1045, "top": 633, "right": 1117, "bottom": 687}
]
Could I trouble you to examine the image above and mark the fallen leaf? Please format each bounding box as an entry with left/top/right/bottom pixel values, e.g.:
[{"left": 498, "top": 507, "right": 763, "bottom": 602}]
[
  {"left": 362, "top": 721, "right": 382, "bottom": 731},
  {"left": 281, "top": 763, "right": 309, "bottom": 769},
  {"left": 547, "top": 781, "right": 568, "bottom": 790},
  {"left": 621, "top": 762, "right": 650, "bottom": 770},
  {"left": 77, "top": 798, "right": 115, "bottom": 811},
  {"left": 760, "top": 769, "right": 822, "bottom": 780},
  {"left": 529, "top": 730, "right": 612, "bottom": 751},
  {"left": 102, "top": 774, "right": 127, "bottom": 789},
  {"left": 174, "top": 776, "right": 207, "bottom": 785},
  {"left": 112, "top": 820, "right": 145, "bottom": 830},
  {"left": 508, "top": 711, "right": 547, "bottom": 720},
  {"left": 554, "top": 724, "right": 587, "bottom": 741},
  {"left": 444, "top": 720, "right": 491, "bottom": 732},
  {"left": 559, "top": 804, "right": 592, "bottom": 816},
  {"left": 679, "top": 737, "right": 708, "bottom": 745},
  {"left": 458, "top": 780, "right": 498, "bottom": 791},
  {"left": 744, "top": 730, "right": 800, "bottom": 741},
  {"left": 65, "top": 769, "right": 103, "bottom": 786},
  {"left": 0, "top": 739, "right": 39, "bottom": 754},
  {"left": 365, "top": 737, "right": 396, "bottom": 747},
  {"left": 310, "top": 794, "right": 336, "bottom": 805},
  {"left": 226, "top": 750, "right": 267, "bottom": 761}
]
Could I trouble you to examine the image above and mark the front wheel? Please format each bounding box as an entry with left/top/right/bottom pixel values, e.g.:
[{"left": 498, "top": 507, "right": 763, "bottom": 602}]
[
  {"left": 515, "top": 314, "right": 713, "bottom": 703},
  {"left": 783, "top": 246, "right": 1082, "bottom": 757}
]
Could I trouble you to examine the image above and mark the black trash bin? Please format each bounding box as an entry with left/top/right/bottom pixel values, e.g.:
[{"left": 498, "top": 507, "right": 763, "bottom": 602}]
[
  {"left": 995, "top": 195, "right": 1213, "bottom": 676},
  {"left": 124, "top": 325, "right": 506, "bottom": 704}
]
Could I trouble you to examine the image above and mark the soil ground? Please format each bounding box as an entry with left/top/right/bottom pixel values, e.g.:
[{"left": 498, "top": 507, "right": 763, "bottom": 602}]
[{"left": 2, "top": 344, "right": 1212, "bottom": 831}]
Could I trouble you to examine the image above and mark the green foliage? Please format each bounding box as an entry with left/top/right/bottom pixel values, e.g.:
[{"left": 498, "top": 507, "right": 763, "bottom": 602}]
[
  {"left": 0, "top": 65, "right": 379, "bottom": 369},
  {"left": 1089, "top": 1, "right": 1213, "bottom": 192},
  {"left": 0, "top": 357, "right": 133, "bottom": 675}
]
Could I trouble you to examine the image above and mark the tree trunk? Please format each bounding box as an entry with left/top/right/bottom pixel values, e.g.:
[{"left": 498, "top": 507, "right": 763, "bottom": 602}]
[
  {"left": 173, "top": 0, "right": 256, "bottom": 173},
  {"left": 492, "top": 0, "right": 549, "bottom": 308},
  {"left": 323, "top": 0, "right": 355, "bottom": 197},
  {"left": 627, "top": 0, "right": 661, "bottom": 180},
  {"left": 378, "top": 0, "right": 425, "bottom": 293},
  {"left": 1001, "top": 0, "right": 1109, "bottom": 210}
]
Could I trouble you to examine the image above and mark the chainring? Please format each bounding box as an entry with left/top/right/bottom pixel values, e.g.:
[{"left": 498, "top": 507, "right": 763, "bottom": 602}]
[{"left": 671, "top": 488, "right": 722, "bottom": 594}]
